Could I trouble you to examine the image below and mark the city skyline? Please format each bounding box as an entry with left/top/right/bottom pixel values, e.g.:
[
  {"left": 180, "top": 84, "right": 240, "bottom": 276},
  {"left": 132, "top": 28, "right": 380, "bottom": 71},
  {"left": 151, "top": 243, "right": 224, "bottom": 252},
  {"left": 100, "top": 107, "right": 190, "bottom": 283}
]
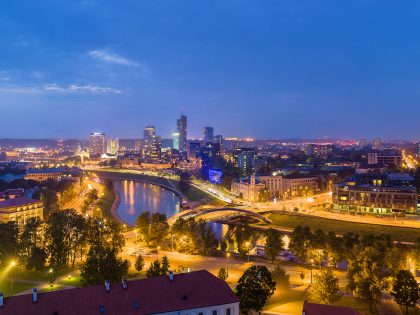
[{"left": 1, "top": 1, "right": 420, "bottom": 139}]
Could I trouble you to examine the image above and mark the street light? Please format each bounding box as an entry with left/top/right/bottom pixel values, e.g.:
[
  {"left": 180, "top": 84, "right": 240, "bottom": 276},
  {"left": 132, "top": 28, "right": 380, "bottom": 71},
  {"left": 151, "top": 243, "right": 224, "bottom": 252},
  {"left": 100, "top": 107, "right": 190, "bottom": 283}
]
[
  {"left": 310, "top": 259, "right": 314, "bottom": 285},
  {"left": 49, "top": 268, "right": 54, "bottom": 288},
  {"left": 245, "top": 242, "right": 251, "bottom": 262},
  {"left": 10, "top": 261, "right": 16, "bottom": 293},
  {"left": 226, "top": 252, "right": 231, "bottom": 273}
]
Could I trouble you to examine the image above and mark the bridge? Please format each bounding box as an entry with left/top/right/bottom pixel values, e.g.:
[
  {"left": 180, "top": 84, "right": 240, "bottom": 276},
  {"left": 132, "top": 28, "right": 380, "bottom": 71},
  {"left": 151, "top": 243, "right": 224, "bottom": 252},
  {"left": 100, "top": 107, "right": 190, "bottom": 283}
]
[{"left": 168, "top": 207, "right": 272, "bottom": 225}]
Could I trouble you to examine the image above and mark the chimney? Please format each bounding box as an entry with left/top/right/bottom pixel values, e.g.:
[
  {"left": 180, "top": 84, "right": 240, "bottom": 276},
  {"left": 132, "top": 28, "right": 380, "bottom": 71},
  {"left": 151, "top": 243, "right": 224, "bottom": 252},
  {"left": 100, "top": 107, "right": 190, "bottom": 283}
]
[
  {"left": 105, "top": 280, "right": 110, "bottom": 292},
  {"left": 0, "top": 293, "right": 4, "bottom": 307},
  {"left": 32, "top": 288, "right": 38, "bottom": 303},
  {"left": 169, "top": 271, "right": 174, "bottom": 281},
  {"left": 121, "top": 278, "right": 127, "bottom": 289}
]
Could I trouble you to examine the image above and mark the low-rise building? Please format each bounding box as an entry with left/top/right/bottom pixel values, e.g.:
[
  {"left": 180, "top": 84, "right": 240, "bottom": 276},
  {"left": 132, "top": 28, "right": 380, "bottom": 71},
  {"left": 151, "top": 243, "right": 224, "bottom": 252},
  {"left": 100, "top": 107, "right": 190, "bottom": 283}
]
[
  {"left": 0, "top": 197, "right": 44, "bottom": 225},
  {"left": 25, "top": 167, "right": 82, "bottom": 182},
  {"left": 231, "top": 174, "right": 319, "bottom": 201},
  {"left": 367, "top": 151, "right": 402, "bottom": 167},
  {"left": 333, "top": 173, "right": 418, "bottom": 215},
  {"left": 0, "top": 270, "right": 239, "bottom": 315},
  {"left": 260, "top": 174, "right": 319, "bottom": 199}
]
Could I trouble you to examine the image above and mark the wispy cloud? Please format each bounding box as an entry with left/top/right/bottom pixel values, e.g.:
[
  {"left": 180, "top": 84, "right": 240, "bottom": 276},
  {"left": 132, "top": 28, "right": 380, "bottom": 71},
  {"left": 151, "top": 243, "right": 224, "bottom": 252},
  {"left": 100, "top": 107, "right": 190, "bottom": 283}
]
[
  {"left": 68, "top": 84, "right": 122, "bottom": 94},
  {"left": 88, "top": 50, "right": 140, "bottom": 67},
  {"left": 0, "top": 83, "right": 122, "bottom": 95}
]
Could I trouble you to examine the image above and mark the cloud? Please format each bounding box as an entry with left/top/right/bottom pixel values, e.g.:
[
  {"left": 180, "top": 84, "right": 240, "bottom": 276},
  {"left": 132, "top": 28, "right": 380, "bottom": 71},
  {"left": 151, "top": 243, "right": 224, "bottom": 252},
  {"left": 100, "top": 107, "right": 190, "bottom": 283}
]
[
  {"left": 68, "top": 84, "right": 122, "bottom": 94},
  {"left": 0, "top": 83, "right": 122, "bottom": 95},
  {"left": 88, "top": 50, "right": 140, "bottom": 67}
]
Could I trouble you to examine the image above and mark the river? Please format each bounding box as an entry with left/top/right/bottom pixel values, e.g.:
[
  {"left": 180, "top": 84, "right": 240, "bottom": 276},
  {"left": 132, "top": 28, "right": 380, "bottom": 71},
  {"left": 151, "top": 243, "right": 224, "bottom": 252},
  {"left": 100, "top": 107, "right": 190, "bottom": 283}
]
[
  {"left": 113, "top": 179, "right": 180, "bottom": 226},
  {"left": 112, "top": 178, "right": 234, "bottom": 243}
]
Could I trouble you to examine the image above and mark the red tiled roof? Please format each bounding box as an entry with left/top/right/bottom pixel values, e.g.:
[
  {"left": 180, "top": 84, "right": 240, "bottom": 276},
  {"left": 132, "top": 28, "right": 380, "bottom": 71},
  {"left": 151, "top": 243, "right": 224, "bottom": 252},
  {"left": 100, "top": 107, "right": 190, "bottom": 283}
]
[
  {"left": 0, "top": 197, "right": 41, "bottom": 208},
  {"left": 0, "top": 270, "right": 239, "bottom": 315},
  {"left": 303, "top": 301, "right": 360, "bottom": 315}
]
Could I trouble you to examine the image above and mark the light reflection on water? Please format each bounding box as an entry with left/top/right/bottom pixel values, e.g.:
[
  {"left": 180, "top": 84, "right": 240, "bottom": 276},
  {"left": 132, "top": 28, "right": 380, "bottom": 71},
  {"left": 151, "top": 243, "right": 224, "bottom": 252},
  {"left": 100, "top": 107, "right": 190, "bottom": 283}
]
[{"left": 114, "top": 180, "right": 180, "bottom": 226}]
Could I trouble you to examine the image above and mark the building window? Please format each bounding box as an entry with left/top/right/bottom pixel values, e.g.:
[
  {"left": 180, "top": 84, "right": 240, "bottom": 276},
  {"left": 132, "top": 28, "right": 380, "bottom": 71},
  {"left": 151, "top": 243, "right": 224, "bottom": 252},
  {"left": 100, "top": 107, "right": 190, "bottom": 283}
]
[
  {"left": 198, "top": 312, "right": 204, "bottom": 315},
  {"left": 213, "top": 310, "right": 217, "bottom": 315},
  {"left": 226, "top": 308, "right": 231, "bottom": 315}
]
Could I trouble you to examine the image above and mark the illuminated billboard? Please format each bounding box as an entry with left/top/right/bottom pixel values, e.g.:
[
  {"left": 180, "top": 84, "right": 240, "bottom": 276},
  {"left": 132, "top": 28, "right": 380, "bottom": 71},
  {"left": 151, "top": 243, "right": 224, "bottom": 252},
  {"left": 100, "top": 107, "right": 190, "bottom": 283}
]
[{"left": 209, "top": 169, "right": 223, "bottom": 184}]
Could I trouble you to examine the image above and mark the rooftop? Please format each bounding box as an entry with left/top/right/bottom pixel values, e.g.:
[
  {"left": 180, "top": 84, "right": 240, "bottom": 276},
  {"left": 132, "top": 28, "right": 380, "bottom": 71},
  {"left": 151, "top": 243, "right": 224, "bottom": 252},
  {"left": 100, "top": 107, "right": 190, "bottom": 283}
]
[
  {"left": 0, "top": 197, "right": 41, "bottom": 209},
  {"left": 0, "top": 270, "right": 238, "bottom": 315}
]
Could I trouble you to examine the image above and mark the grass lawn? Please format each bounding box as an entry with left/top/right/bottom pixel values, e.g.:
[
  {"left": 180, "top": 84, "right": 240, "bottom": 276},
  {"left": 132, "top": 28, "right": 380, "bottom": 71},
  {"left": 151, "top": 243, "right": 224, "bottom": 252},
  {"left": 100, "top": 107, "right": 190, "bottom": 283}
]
[
  {"left": 0, "top": 281, "right": 35, "bottom": 296},
  {"left": 264, "top": 286, "right": 377, "bottom": 315},
  {"left": 267, "top": 212, "right": 420, "bottom": 242}
]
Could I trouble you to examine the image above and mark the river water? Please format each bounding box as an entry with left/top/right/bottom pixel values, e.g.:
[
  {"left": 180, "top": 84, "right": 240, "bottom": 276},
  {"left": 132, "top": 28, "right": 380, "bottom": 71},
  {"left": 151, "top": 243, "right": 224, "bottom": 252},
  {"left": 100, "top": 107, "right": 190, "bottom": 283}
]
[
  {"left": 113, "top": 179, "right": 231, "bottom": 241},
  {"left": 113, "top": 179, "right": 180, "bottom": 226}
]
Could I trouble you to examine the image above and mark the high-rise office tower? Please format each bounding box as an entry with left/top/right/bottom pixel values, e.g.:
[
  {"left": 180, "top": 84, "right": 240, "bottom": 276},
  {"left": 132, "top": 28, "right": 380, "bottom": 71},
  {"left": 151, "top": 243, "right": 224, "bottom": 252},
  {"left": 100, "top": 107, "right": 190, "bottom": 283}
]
[
  {"left": 213, "top": 135, "right": 223, "bottom": 148},
  {"left": 106, "top": 138, "right": 119, "bottom": 155},
  {"left": 143, "top": 126, "right": 156, "bottom": 142},
  {"left": 89, "top": 132, "right": 106, "bottom": 157},
  {"left": 172, "top": 131, "right": 180, "bottom": 150},
  {"left": 177, "top": 115, "right": 187, "bottom": 153},
  {"left": 150, "top": 136, "right": 162, "bottom": 162},
  {"left": 204, "top": 127, "right": 214, "bottom": 145}
]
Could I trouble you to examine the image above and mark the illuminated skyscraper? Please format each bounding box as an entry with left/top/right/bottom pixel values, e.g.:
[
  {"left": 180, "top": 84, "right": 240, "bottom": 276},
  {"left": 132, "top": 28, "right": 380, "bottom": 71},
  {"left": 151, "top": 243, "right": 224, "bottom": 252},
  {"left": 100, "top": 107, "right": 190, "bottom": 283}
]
[
  {"left": 106, "top": 138, "right": 119, "bottom": 155},
  {"left": 143, "top": 126, "right": 156, "bottom": 142},
  {"left": 172, "top": 131, "right": 180, "bottom": 150},
  {"left": 204, "top": 127, "right": 214, "bottom": 145},
  {"left": 177, "top": 115, "right": 187, "bottom": 153},
  {"left": 89, "top": 132, "right": 106, "bottom": 157}
]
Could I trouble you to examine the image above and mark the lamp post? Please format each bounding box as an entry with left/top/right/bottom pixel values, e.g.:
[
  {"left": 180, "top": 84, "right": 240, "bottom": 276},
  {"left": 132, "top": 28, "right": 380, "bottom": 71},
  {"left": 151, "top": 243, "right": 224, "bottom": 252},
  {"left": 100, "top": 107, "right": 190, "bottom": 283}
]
[
  {"left": 49, "top": 268, "right": 54, "bottom": 288},
  {"left": 226, "top": 252, "right": 231, "bottom": 274},
  {"left": 310, "top": 259, "right": 314, "bottom": 285},
  {"left": 10, "top": 261, "right": 16, "bottom": 293}
]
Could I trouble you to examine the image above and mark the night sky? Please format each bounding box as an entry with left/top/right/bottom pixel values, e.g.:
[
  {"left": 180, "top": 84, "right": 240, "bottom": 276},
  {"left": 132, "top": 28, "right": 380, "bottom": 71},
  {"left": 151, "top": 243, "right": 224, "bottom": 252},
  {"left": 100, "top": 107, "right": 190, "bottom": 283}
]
[{"left": 0, "top": 1, "right": 419, "bottom": 139}]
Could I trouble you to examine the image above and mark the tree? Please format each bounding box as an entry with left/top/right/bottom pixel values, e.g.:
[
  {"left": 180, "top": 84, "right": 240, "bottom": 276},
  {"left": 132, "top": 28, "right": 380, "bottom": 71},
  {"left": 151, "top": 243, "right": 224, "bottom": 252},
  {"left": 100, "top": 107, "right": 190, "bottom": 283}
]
[
  {"left": 19, "top": 218, "right": 42, "bottom": 267},
  {"left": 347, "top": 246, "right": 387, "bottom": 312},
  {"left": 136, "top": 212, "right": 152, "bottom": 246},
  {"left": 149, "top": 213, "right": 169, "bottom": 246},
  {"left": 391, "top": 270, "right": 420, "bottom": 315},
  {"left": 310, "top": 269, "right": 342, "bottom": 304},
  {"left": 234, "top": 221, "right": 254, "bottom": 259},
  {"left": 80, "top": 245, "right": 129, "bottom": 286},
  {"left": 235, "top": 265, "right": 276, "bottom": 313},
  {"left": 288, "top": 226, "right": 312, "bottom": 262},
  {"left": 45, "top": 211, "right": 72, "bottom": 267},
  {"left": 179, "top": 172, "right": 191, "bottom": 193},
  {"left": 218, "top": 267, "right": 229, "bottom": 281},
  {"left": 40, "top": 189, "right": 60, "bottom": 217},
  {"left": 146, "top": 259, "right": 168, "bottom": 278},
  {"left": 264, "top": 228, "right": 283, "bottom": 263},
  {"left": 26, "top": 246, "right": 47, "bottom": 271},
  {"left": 134, "top": 255, "right": 145, "bottom": 272},
  {"left": 161, "top": 256, "right": 170, "bottom": 274},
  {"left": 195, "top": 220, "right": 218, "bottom": 255},
  {"left": 271, "top": 264, "right": 289, "bottom": 289},
  {"left": 0, "top": 222, "right": 19, "bottom": 264}
]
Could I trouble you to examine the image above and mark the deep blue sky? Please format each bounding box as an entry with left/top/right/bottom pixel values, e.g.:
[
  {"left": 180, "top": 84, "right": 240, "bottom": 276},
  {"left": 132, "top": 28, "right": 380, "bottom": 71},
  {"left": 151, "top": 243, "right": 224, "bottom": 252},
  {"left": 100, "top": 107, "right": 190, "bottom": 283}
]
[{"left": 0, "top": 1, "right": 419, "bottom": 139}]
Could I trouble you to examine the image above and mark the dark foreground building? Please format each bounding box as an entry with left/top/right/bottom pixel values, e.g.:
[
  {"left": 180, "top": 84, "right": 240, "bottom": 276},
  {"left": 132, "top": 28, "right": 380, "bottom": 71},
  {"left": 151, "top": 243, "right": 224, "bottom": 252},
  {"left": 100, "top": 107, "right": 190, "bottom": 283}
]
[{"left": 0, "top": 270, "right": 239, "bottom": 315}]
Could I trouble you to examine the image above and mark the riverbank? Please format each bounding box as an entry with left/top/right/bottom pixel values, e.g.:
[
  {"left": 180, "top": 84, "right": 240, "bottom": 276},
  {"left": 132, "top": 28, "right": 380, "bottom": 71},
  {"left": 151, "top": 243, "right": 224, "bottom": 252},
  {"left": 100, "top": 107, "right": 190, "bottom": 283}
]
[
  {"left": 266, "top": 212, "right": 420, "bottom": 243},
  {"left": 95, "top": 184, "right": 117, "bottom": 220},
  {"left": 93, "top": 170, "right": 225, "bottom": 206},
  {"left": 110, "top": 188, "right": 123, "bottom": 223}
]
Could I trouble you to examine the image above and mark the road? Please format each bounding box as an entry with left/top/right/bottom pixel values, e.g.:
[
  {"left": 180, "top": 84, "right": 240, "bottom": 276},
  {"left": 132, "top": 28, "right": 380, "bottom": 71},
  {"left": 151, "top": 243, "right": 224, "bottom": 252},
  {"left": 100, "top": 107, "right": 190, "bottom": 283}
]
[{"left": 121, "top": 230, "right": 348, "bottom": 288}]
